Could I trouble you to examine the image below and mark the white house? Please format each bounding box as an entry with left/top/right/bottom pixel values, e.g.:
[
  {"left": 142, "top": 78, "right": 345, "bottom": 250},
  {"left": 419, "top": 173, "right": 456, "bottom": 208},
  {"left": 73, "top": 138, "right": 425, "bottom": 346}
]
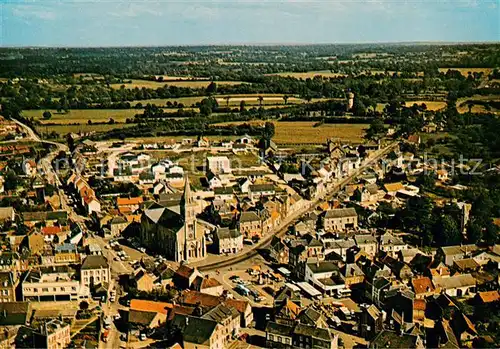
[
  {"left": 206, "top": 156, "right": 231, "bottom": 174},
  {"left": 432, "top": 274, "right": 476, "bottom": 297},
  {"left": 23, "top": 160, "right": 37, "bottom": 177},
  {"left": 305, "top": 261, "right": 348, "bottom": 297}
]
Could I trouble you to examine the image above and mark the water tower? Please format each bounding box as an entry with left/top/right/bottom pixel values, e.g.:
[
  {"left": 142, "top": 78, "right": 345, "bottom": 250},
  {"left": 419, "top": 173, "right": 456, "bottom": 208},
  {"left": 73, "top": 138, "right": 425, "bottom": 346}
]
[{"left": 347, "top": 92, "right": 355, "bottom": 111}]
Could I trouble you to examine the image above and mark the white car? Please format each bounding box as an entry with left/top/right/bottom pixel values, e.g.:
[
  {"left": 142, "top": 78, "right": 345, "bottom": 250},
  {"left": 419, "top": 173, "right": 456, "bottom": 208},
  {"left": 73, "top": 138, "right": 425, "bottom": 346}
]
[{"left": 140, "top": 333, "right": 147, "bottom": 341}]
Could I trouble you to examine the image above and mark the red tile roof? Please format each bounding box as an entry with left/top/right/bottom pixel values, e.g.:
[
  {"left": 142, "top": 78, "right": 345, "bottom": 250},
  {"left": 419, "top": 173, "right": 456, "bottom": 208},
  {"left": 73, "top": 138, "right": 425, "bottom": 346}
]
[
  {"left": 412, "top": 277, "right": 435, "bottom": 295},
  {"left": 414, "top": 299, "right": 426, "bottom": 311},
  {"left": 478, "top": 291, "right": 500, "bottom": 304},
  {"left": 175, "top": 265, "right": 195, "bottom": 279},
  {"left": 117, "top": 197, "right": 143, "bottom": 206},
  {"left": 41, "top": 226, "right": 61, "bottom": 235},
  {"left": 130, "top": 299, "right": 173, "bottom": 315},
  {"left": 180, "top": 290, "right": 249, "bottom": 314}
]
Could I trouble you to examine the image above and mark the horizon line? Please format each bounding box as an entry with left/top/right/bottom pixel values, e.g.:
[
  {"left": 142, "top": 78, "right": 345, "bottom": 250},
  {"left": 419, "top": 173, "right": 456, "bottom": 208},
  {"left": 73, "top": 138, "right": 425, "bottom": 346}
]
[{"left": 2, "top": 40, "right": 499, "bottom": 49}]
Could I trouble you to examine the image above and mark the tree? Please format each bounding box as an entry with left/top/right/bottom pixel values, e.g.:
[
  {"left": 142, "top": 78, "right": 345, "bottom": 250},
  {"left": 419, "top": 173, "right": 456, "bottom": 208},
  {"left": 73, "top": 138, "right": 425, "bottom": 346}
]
[
  {"left": 466, "top": 221, "right": 482, "bottom": 244},
  {"left": 42, "top": 111, "right": 52, "bottom": 120},
  {"left": 224, "top": 96, "right": 231, "bottom": 108},
  {"left": 263, "top": 122, "right": 275, "bottom": 140},
  {"left": 4, "top": 170, "right": 19, "bottom": 191},
  {"left": 199, "top": 97, "right": 218, "bottom": 117},
  {"left": 206, "top": 82, "right": 217, "bottom": 95},
  {"left": 283, "top": 95, "right": 289, "bottom": 105},
  {"left": 258, "top": 96, "right": 264, "bottom": 107},
  {"left": 484, "top": 220, "right": 499, "bottom": 245},
  {"left": 399, "top": 196, "right": 434, "bottom": 245},
  {"left": 365, "top": 118, "right": 385, "bottom": 141},
  {"left": 434, "top": 214, "right": 461, "bottom": 246},
  {"left": 239, "top": 100, "right": 246, "bottom": 112},
  {"left": 80, "top": 300, "right": 89, "bottom": 310}
]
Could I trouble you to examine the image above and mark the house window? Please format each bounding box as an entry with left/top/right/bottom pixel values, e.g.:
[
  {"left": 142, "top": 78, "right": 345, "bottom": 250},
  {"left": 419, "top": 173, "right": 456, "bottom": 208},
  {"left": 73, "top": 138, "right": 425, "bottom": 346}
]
[
  {"left": 278, "top": 337, "right": 282, "bottom": 343},
  {"left": 269, "top": 334, "right": 274, "bottom": 341},
  {"left": 285, "top": 338, "right": 291, "bottom": 344}
]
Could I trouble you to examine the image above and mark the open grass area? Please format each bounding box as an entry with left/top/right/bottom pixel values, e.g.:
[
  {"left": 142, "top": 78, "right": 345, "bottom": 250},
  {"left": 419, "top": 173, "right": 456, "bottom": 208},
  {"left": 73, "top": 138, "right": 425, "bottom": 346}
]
[
  {"left": 456, "top": 95, "right": 500, "bottom": 114},
  {"left": 24, "top": 109, "right": 140, "bottom": 124},
  {"left": 23, "top": 108, "right": 193, "bottom": 124},
  {"left": 130, "top": 94, "right": 326, "bottom": 108},
  {"left": 37, "top": 123, "right": 134, "bottom": 135},
  {"left": 110, "top": 79, "right": 245, "bottom": 89},
  {"left": 130, "top": 135, "right": 240, "bottom": 144},
  {"left": 273, "top": 122, "right": 367, "bottom": 144},
  {"left": 215, "top": 120, "right": 367, "bottom": 144},
  {"left": 266, "top": 71, "right": 346, "bottom": 79},
  {"left": 404, "top": 101, "right": 447, "bottom": 111},
  {"left": 214, "top": 94, "right": 322, "bottom": 106},
  {"left": 438, "top": 67, "right": 493, "bottom": 76}
]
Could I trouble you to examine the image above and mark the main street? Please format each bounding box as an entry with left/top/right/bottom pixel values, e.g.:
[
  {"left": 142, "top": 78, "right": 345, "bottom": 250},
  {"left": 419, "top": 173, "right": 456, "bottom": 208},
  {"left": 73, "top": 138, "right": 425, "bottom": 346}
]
[{"left": 192, "top": 141, "right": 399, "bottom": 271}]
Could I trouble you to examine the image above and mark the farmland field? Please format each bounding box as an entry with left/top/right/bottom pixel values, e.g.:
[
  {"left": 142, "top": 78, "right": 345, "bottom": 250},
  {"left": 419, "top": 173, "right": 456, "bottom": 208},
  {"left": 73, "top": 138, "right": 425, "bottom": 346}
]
[
  {"left": 456, "top": 95, "right": 500, "bottom": 113},
  {"left": 266, "top": 71, "right": 346, "bottom": 79},
  {"left": 23, "top": 108, "right": 192, "bottom": 124},
  {"left": 274, "top": 122, "right": 367, "bottom": 144},
  {"left": 130, "top": 94, "right": 325, "bottom": 108},
  {"left": 438, "top": 67, "right": 493, "bottom": 76},
  {"left": 23, "top": 109, "right": 141, "bottom": 124},
  {"left": 214, "top": 120, "right": 367, "bottom": 144},
  {"left": 404, "top": 101, "right": 447, "bottom": 111},
  {"left": 110, "top": 79, "right": 245, "bottom": 89},
  {"left": 37, "top": 123, "right": 134, "bottom": 135}
]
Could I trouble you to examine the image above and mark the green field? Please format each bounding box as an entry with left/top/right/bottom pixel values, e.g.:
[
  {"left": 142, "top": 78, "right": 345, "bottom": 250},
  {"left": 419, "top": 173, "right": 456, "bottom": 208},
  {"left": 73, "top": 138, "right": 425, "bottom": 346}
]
[
  {"left": 37, "top": 123, "right": 134, "bottom": 135},
  {"left": 23, "top": 109, "right": 140, "bottom": 124},
  {"left": 266, "top": 71, "right": 346, "bottom": 79},
  {"left": 110, "top": 79, "right": 245, "bottom": 89},
  {"left": 214, "top": 120, "right": 367, "bottom": 145}
]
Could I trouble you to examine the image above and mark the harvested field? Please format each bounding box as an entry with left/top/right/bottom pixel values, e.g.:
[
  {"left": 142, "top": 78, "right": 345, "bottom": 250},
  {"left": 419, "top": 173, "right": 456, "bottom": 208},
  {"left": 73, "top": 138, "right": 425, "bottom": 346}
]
[
  {"left": 266, "top": 71, "right": 346, "bottom": 79},
  {"left": 273, "top": 122, "right": 367, "bottom": 144},
  {"left": 132, "top": 94, "right": 325, "bottom": 108},
  {"left": 456, "top": 95, "right": 500, "bottom": 113},
  {"left": 438, "top": 67, "right": 493, "bottom": 76},
  {"left": 23, "top": 108, "right": 192, "bottom": 124},
  {"left": 37, "top": 123, "right": 134, "bottom": 135},
  {"left": 110, "top": 79, "right": 244, "bottom": 89},
  {"left": 404, "top": 101, "right": 447, "bottom": 111},
  {"left": 24, "top": 109, "right": 140, "bottom": 124},
  {"left": 214, "top": 120, "right": 367, "bottom": 145}
]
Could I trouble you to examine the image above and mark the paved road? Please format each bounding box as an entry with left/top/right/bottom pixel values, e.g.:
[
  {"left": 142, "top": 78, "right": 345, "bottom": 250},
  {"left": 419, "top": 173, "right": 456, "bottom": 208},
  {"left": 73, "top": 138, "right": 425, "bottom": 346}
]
[
  {"left": 12, "top": 118, "right": 69, "bottom": 186},
  {"left": 193, "top": 142, "right": 399, "bottom": 271}
]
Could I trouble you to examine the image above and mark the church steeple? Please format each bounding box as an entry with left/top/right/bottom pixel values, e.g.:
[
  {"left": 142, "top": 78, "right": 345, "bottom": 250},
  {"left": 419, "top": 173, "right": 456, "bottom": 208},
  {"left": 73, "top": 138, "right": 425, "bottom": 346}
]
[
  {"left": 182, "top": 176, "right": 193, "bottom": 205},
  {"left": 181, "top": 175, "right": 196, "bottom": 242}
]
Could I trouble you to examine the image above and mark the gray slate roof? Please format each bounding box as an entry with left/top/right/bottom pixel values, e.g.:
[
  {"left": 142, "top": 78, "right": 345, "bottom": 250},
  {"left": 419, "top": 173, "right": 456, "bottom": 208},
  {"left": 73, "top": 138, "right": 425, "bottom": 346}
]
[{"left": 324, "top": 208, "right": 357, "bottom": 219}]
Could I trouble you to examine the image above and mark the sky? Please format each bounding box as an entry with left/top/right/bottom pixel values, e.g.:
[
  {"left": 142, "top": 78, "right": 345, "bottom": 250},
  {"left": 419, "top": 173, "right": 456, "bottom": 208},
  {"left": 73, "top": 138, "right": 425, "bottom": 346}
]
[{"left": 1, "top": 0, "right": 499, "bottom": 47}]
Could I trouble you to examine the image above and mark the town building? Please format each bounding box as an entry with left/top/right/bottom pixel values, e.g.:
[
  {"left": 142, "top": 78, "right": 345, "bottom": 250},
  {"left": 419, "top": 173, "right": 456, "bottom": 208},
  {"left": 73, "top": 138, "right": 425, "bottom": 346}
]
[
  {"left": 238, "top": 211, "right": 262, "bottom": 238},
  {"left": 206, "top": 156, "right": 231, "bottom": 174},
  {"left": 33, "top": 319, "right": 71, "bottom": 349},
  {"left": 323, "top": 208, "right": 358, "bottom": 231},
  {"left": 21, "top": 266, "right": 89, "bottom": 302},
  {"left": 0, "top": 271, "right": 18, "bottom": 302},
  {"left": 140, "top": 178, "right": 207, "bottom": 262},
  {"left": 214, "top": 227, "right": 243, "bottom": 254},
  {"left": 80, "top": 255, "right": 110, "bottom": 289}
]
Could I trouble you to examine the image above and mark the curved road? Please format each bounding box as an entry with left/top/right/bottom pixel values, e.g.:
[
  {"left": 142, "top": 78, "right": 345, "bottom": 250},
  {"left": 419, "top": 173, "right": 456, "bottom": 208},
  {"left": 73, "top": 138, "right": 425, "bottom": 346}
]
[{"left": 194, "top": 142, "right": 399, "bottom": 271}]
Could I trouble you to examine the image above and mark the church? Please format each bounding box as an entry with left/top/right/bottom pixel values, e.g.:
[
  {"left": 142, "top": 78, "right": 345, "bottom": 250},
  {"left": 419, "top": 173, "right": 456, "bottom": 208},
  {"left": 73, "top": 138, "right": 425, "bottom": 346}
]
[{"left": 140, "top": 178, "right": 207, "bottom": 263}]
